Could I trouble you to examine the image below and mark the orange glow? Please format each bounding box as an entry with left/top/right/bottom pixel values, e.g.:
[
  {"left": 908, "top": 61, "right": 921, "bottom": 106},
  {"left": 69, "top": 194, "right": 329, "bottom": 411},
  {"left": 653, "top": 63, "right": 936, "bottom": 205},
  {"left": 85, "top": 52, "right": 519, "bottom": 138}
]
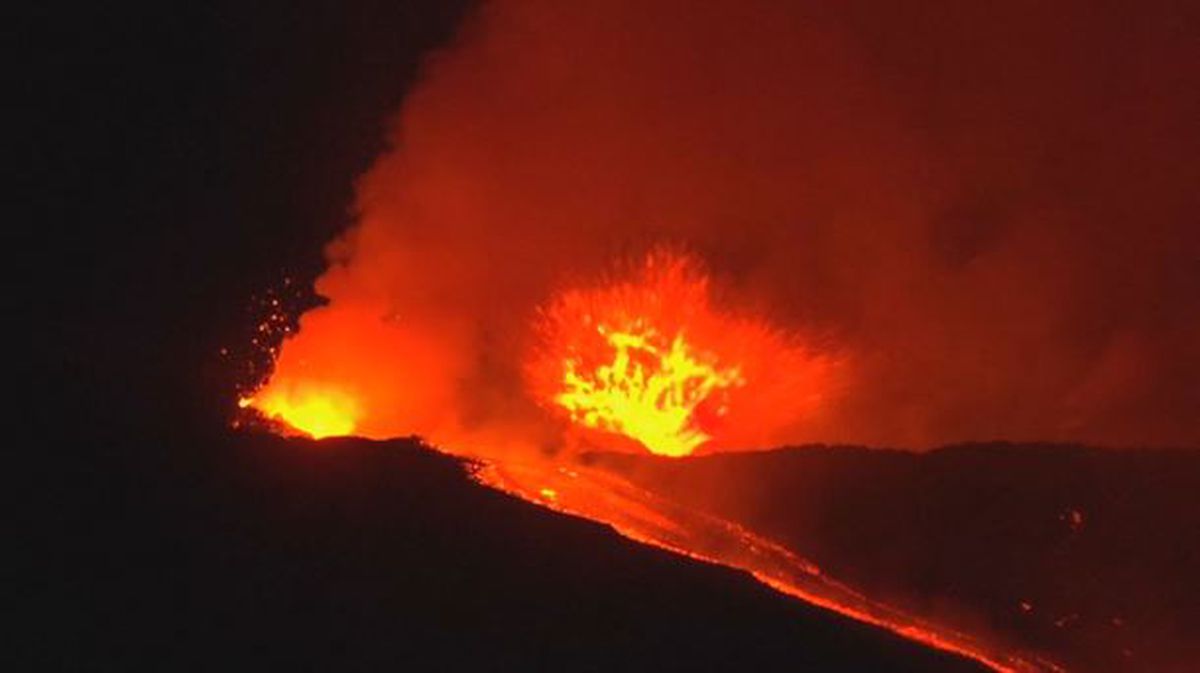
[
  {"left": 528, "top": 252, "right": 839, "bottom": 456},
  {"left": 240, "top": 384, "right": 360, "bottom": 439},
  {"left": 556, "top": 326, "right": 744, "bottom": 456},
  {"left": 235, "top": 302, "right": 470, "bottom": 442}
]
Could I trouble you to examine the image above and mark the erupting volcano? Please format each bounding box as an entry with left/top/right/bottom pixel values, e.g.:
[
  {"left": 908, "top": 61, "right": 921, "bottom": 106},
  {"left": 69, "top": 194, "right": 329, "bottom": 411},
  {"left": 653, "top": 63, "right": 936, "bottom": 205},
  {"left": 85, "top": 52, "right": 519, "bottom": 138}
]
[
  {"left": 243, "top": 250, "right": 838, "bottom": 457},
  {"left": 36, "top": 0, "right": 1198, "bottom": 671},
  {"left": 219, "top": 1, "right": 1199, "bottom": 670}
]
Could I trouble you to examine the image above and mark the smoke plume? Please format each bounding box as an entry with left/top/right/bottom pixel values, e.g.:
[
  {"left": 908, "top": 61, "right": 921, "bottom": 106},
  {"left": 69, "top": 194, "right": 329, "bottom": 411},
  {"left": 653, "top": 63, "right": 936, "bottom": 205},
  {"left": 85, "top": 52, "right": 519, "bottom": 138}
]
[{"left": 261, "top": 0, "right": 1199, "bottom": 451}]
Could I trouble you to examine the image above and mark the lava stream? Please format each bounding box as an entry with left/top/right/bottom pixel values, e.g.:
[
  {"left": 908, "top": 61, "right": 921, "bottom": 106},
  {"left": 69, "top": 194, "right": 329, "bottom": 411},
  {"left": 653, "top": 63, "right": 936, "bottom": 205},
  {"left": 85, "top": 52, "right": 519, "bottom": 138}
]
[{"left": 469, "top": 455, "right": 1064, "bottom": 673}]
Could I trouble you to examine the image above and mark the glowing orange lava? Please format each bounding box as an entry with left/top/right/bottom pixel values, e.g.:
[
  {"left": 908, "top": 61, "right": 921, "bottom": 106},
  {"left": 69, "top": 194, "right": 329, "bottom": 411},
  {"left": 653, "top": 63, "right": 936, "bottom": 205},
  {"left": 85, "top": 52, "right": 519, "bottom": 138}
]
[
  {"left": 471, "top": 457, "right": 1063, "bottom": 673},
  {"left": 528, "top": 252, "right": 838, "bottom": 456},
  {"left": 235, "top": 301, "right": 472, "bottom": 442},
  {"left": 240, "top": 383, "right": 360, "bottom": 439},
  {"left": 556, "top": 325, "right": 745, "bottom": 456}
]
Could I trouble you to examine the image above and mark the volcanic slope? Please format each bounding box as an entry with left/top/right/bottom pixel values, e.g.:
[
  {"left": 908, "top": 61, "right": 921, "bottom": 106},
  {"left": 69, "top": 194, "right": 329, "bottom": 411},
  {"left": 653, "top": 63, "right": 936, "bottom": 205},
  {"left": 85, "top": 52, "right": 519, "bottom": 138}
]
[
  {"left": 33, "top": 434, "right": 990, "bottom": 672},
  {"left": 592, "top": 443, "right": 1200, "bottom": 673}
]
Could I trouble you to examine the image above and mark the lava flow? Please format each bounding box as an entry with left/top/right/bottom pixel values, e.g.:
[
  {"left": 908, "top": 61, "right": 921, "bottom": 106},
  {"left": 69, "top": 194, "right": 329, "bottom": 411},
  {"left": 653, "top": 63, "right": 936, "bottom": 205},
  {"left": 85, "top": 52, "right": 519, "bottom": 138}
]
[{"left": 470, "top": 457, "right": 1060, "bottom": 673}]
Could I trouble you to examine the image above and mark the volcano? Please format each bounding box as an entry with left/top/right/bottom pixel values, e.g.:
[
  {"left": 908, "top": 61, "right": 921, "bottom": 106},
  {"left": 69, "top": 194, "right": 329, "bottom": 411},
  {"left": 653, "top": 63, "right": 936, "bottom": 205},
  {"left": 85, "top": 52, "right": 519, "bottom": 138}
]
[
  {"left": 25, "top": 1, "right": 1198, "bottom": 672},
  {"left": 31, "top": 432, "right": 991, "bottom": 672}
]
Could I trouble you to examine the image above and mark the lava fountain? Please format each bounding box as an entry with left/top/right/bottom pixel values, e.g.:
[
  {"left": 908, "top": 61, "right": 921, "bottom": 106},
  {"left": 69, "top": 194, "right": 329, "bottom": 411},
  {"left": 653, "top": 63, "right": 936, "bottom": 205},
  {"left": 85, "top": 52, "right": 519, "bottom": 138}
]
[{"left": 527, "top": 252, "right": 838, "bottom": 457}]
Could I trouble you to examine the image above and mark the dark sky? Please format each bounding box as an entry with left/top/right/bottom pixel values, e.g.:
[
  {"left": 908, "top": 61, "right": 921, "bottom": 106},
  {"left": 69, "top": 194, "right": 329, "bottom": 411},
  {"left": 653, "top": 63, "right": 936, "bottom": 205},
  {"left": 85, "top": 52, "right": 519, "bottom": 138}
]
[{"left": 24, "top": 2, "right": 473, "bottom": 439}]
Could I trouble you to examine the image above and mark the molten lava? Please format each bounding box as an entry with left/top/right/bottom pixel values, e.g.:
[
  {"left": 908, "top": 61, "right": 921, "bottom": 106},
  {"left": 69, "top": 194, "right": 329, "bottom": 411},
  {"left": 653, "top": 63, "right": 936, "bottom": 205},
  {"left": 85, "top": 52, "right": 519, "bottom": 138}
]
[
  {"left": 472, "top": 457, "right": 1059, "bottom": 673},
  {"left": 556, "top": 325, "right": 744, "bottom": 456},
  {"left": 528, "top": 252, "right": 837, "bottom": 456},
  {"left": 240, "top": 384, "right": 360, "bottom": 439},
  {"left": 236, "top": 301, "right": 470, "bottom": 442}
]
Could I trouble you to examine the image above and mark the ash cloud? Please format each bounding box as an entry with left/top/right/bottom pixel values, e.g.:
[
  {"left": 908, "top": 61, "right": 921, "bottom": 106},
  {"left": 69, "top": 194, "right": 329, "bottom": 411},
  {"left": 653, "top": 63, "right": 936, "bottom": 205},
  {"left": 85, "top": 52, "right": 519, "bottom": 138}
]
[{"left": 285, "top": 0, "right": 1199, "bottom": 449}]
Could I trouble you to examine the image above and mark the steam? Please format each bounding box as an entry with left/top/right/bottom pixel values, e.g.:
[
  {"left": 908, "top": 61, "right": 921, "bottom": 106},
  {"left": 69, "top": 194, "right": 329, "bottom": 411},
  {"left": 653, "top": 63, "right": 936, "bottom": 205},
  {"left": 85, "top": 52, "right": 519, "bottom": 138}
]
[{"left": 267, "top": 0, "right": 1199, "bottom": 450}]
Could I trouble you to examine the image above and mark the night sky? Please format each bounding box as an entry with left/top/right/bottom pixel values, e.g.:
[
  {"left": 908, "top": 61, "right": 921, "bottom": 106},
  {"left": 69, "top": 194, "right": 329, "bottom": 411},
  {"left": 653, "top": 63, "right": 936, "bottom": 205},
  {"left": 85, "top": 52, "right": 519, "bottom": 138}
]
[{"left": 25, "top": 2, "right": 471, "bottom": 439}]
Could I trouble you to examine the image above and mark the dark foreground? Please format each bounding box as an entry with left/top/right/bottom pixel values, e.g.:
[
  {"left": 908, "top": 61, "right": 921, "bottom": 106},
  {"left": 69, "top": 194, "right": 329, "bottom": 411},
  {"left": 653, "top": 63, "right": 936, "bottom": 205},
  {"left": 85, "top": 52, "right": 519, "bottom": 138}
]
[
  {"left": 28, "top": 433, "right": 987, "bottom": 672},
  {"left": 594, "top": 443, "right": 1200, "bottom": 673}
]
